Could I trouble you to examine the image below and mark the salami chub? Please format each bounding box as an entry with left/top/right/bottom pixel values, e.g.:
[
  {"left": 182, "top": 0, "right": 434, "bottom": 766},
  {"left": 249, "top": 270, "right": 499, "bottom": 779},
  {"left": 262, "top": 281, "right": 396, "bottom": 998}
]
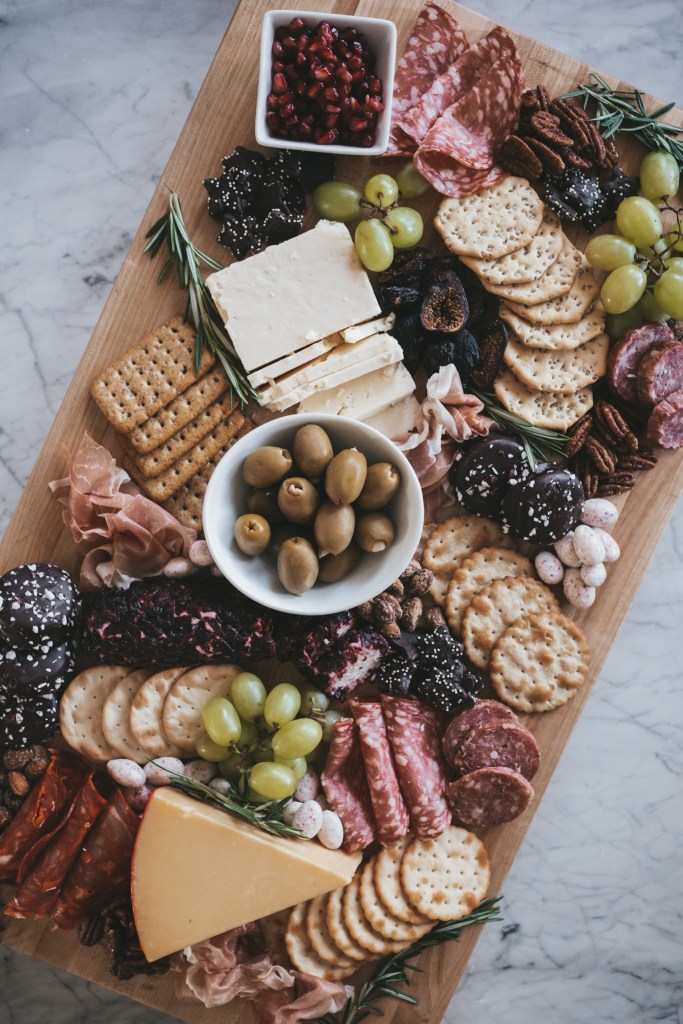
[
  {"left": 321, "top": 717, "right": 376, "bottom": 853},
  {"left": 453, "top": 720, "right": 540, "bottom": 781},
  {"left": 349, "top": 698, "right": 410, "bottom": 845},
  {"left": 448, "top": 766, "right": 533, "bottom": 828}
]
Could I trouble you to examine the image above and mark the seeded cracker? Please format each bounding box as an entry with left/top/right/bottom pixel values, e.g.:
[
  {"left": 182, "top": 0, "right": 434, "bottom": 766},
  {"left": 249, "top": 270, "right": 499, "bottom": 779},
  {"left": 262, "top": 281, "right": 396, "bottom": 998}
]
[
  {"left": 460, "top": 210, "right": 564, "bottom": 286},
  {"left": 505, "top": 256, "right": 598, "bottom": 325},
  {"left": 491, "top": 610, "right": 590, "bottom": 713},
  {"left": 446, "top": 547, "right": 534, "bottom": 634},
  {"left": 494, "top": 367, "right": 594, "bottom": 430},
  {"left": 306, "top": 894, "right": 355, "bottom": 968},
  {"left": 483, "top": 237, "right": 582, "bottom": 304},
  {"left": 326, "top": 887, "right": 370, "bottom": 962},
  {"left": 499, "top": 303, "right": 605, "bottom": 351},
  {"left": 59, "top": 666, "right": 127, "bottom": 762},
  {"left": 400, "top": 828, "right": 491, "bottom": 921},
  {"left": 462, "top": 575, "right": 559, "bottom": 670},
  {"left": 434, "top": 177, "right": 544, "bottom": 260},
  {"left": 342, "top": 875, "right": 408, "bottom": 955},
  {"left": 359, "top": 858, "right": 432, "bottom": 943},
  {"left": 101, "top": 668, "right": 153, "bottom": 764},
  {"left": 286, "top": 902, "right": 354, "bottom": 980},
  {"left": 129, "top": 667, "right": 188, "bottom": 759},
  {"left": 162, "top": 664, "right": 241, "bottom": 753},
  {"left": 503, "top": 332, "right": 609, "bottom": 393}
]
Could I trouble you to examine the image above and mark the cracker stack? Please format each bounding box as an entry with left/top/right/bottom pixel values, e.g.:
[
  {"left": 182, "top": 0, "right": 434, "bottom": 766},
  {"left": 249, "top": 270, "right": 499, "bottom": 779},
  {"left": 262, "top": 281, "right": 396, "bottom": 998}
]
[
  {"left": 435, "top": 176, "right": 607, "bottom": 431},
  {"left": 89, "top": 317, "right": 248, "bottom": 530}
]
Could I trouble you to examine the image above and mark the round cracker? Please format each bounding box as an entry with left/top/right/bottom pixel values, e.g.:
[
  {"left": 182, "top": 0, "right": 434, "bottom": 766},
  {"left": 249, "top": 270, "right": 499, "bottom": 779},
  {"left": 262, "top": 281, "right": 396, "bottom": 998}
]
[
  {"left": 460, "top": 210, "right": 564, "bottom": 286},
  {"left": 434, "top": 176, "right": 544, "bottom": 260},
  {"left": 373, "top": 838, "right": 430, "bottom": 926},
  {"left": 445, "top": 547, "right": 534, "bottom": 634},
  {"left": 285, "top": 902, "right": 354, "bottom": 980},
  {"left": 503, "top": 332, "right": 609, "bottom": 394},
  {"left": 130, "top": 667, "right": 187, "bottom": 759},
  {"left": 163, "top": 664, "right": 241, "bottom": 753},
  {"left": 360, "top": 859, "right": 431, "bottom": 943},
  {"left": 491, "top": 610, "right": 590, "bottom": 713},
  {"left": 499, "top": 302, "right": 605, "bottom": 351},
  {"left": 306, "top": 894, "right": 355, "bottom": 968},
  {"left": 102, "top": 668, "right": 154, "bottom": 764},
  {"left": 342, "top": 875, "right": 408, "bottom": 955},
  {"left": 505, "top": 256, "right": 598, "bottom": 326},
  {"left": 462, "top": 576, "right": 559, "bottom": 670},
  {"left": 494, "top": 367, "right": 594, "bottom": 430},
  {"left": 423, "top": 515, "right": 513, "bottom": 607},
  {"left": 400, "top": 827, "right": 491, "bottom": 922},
  {"left": 59, "top": 666, "right": 128, "bottom": 762},
  {"left": 483, "top": 237, "right": 582, "bottom": 304},
  {"left": 326, "top": 886, "right": 370, "bottom": 962}
]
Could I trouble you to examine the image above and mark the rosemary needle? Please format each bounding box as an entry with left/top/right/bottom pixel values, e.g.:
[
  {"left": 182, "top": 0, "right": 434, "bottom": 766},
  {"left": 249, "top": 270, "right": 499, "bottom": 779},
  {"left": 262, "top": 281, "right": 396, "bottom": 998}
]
[{"left": 471, "top": 389, "right": 569, "bottom": 467}]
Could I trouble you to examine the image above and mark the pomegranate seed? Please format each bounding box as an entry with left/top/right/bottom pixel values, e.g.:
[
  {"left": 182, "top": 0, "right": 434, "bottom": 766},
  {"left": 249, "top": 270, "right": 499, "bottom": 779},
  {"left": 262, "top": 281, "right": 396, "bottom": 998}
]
[
  {"left": 317, "top": 129, "right": 338, "bottom": 145},
  {"left": 266, "top": 111, "right": 279, "bottom": 131},
  {"left": 320, "top": 46, "right": 334, "bottom": 61},
  {"left": 323, "top": 86, "right": 339, "bottom": 102},
  {"left": 272, "top": 72, "right": 288, "bottom": 94},
  {"left": 337, "top": 40, "right": 349, "bottom": 57},
  {"left": 284, "top": 65, "right": 299, "bottom": 81},
  {"left": 347, "top": 55, "right": 363, "bottom": 71},
  {"left": 348, "top": 96, "right": 361, "bottom": 114},
  {"left": 359, "top": 132, "right": 374, "bottom": 147},
  {"left": 309, "top": 38, "right": 324, "bottom": 55},
  {"left": 325, "top": 112, "right": 340, "bottom": 128},
  {"left": 307, "top": 82, "right": 323, "bottom": 99},
  {"left": 298, "top": 121, "right": 313, "bottom": 136},
  {"left": 341, "top": 28, "right": 357, "bottom": 41},
  {"left": 350, "top": 70, "right": 364, "bottom": 83},
  {"left": 282, "top": 35, "right": 297, "bottom": 50},
  {"left": 348, "top": 117, "right": 369, "bottom": 132},
  {"left": 295, "top": 51, "right": 308, "bottom": 66},
  {"left": 325, "top": 103, "right": 342, "bottom": 114},
  {"left": 364, "top": 95, "right": 384, "bottom": 114},
  {"left": 340, "top": 81, "right": 352, "bottom": 97},
  {"left": 272, "top": 40, "right": 284, "bottom": 58},
  {"left": 272, "top": 60, "right": 286, "bottom": 74},
  {"left": 336, "top": 64, "right": 353, "bottom": 83},
  {"left": 281, "top": 101, "right": 296, "bottom": 118},
  {"left": 296, "top": 33, "right": 309, "bottom": 52},
  {"left": 285, "top": 114, "right": 299, "bottom": 127},
  {"left": 275, "top": 26, "right": 288, "bottom": 41},
  {"left": 313, "top": 66, "right": 332, "bottom": 82},
  {"left": 295, "top": 79, "right": 307, "bottom": 95},
  {"left": 368, "top": 76, "right": 381, "bottom": 94},
  {"left": 266, "top": 93, "right": 279, "bottom": 111},
  {"left": 289, "top": 16, "right": 305, "bottom": 31},
  {"left": 277, "top": 91, "right": 294, "bottom": 106},
  {"left": 302, "top": 112, "right": 315, "bottom": 125}
]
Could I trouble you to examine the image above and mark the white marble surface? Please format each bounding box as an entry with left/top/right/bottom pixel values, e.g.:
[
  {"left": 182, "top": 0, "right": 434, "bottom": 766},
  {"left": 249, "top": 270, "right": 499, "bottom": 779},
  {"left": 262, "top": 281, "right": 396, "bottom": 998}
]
[{"left": 0, "top": 1, "right": 682, "bottom": 1022}]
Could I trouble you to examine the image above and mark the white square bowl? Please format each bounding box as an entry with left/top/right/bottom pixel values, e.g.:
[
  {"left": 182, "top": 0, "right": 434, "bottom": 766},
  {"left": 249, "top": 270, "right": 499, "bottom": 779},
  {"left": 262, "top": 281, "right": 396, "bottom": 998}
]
[{"left": 255, "top": 9, "right": 396, "bottom": 157}]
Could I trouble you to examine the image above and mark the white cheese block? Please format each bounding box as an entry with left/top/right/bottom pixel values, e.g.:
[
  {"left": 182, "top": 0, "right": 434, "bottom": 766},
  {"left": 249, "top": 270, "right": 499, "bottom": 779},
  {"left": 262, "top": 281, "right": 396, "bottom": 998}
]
[
  {"left": 363, "top": 394, "right": 420, "bottom": 437},
  {"left": 259, "top": 333, "right": 401, "bottom": 406},
  {"left": 206, "top": 221, "right": 380, "bottom": 372},
  {"left": 248, "top": 334, "right": 343, "bottom": 389},
  {"left": 298, "top": 361, "right": 416, "bottom": 421},
  {"left": 341, "top": 312, "right": 396, "bottom": 344},
  {"left": 267, "top": 340, "right": 404, "bottom": 412}
]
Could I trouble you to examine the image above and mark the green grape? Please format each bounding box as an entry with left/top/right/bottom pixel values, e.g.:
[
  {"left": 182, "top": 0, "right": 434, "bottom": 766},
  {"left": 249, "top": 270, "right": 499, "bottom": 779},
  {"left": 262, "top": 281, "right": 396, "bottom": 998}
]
[
  {"left": 299, "top": 685, "right": 329, "bottom": 717},
  {"left": 638, "top": 290, "right": 669, "bottom": 322},
  {"left": 354, "top": 219, "right": 394, "bottom": 272},
  {"left": 249, "top": 762, "right": 297, "bottom": 800},
  {"left": 384, "top": 206, "right": 424, "bottom": 249},
  {"left": 264, "top": 683, "right": 301, "bottom": 728},
  {"left": 639, "top": 150, "right": 680, "bottom": 202},
  {"left": 231, "top": 672, "right": 267, "bottom": 722},
  {"left": 364, "top": 173, "right": 399, "bottom": 207},
  {"left": 202, "top": 698, "right": 241, "bottom": 747},
  {"left": 218, "top": 752, "right": 244, "bottom": 779},
  {"left": 600, "top": 264, "right": 648, "bottom": 314},
  {"left": 654, "top": 268, "right": 683, "bottom": 318},
  {"left": 664, "top": 256, "right": 683, "bottom": 275},
  {"left": 615, "top": 196, "right": 663, "bottom": 248},
  {"left": 312, "top": 181, "right": 362, "bottom": 223},
  {"left": 248, "top": 788, "right": 270, "bottom": 804},
  {"left": 272, "top": 718, "right": 323, "bottom": 760},
  {"left": 396, "top": 161, "right": 431, "bottom": 198},
  {"left": 320, "top": 708, "right": 343, "bottom": 743},
  {"left": 254, "top": 734, "right": 275, "bottom": 763},
  {"left": 584, "top": 234, "right": 636, "bottom": 271},
  {"left": 235, "top": 718, "right": 257, "bottom": 751},
  {"left": 661, "top": 230, "right": 683, "bottom": 254},
  {"left": 605, "top": 307, "right": 642, "bottom": 340},
  {"left": 274, "top": 755, "right": 307, "bottom": 781},
  {"left": 196, "top": 732, "right": 230, "bottom": 762}
]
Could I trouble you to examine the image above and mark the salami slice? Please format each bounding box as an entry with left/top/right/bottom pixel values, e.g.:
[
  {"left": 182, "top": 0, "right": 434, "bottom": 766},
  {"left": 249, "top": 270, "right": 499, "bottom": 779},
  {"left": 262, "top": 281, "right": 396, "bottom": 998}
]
[
  {"left": 381, "top": 695, "right": 450, "bottom": 840},
  {"left": 386, "top": 2, "right": 469, "bottom": 156},
  {"left": 453, "top": 720, "right": 540, "bottom": 781},
  {"left": 349, "top": 698, "right": 410, "bottom": 845},
  {"left": 448, "top": 767, "right": 533, "bottom": 828},
  {"left": 321, "top": 718, "right": 376, "bottom": 853},
  {"left": 607, "top": 322, "right": 674, "bottom": 403},
  {"left": 442, "top": 700, "right": 516, "bottom": 768},
  {"left": 647, "top": 388, "right": 683, "bottom": 448},
  {"left": 0, "top": 754, "right": 85, "bottom": 884},
  {"left": 50, "top": 787, "right": 139, "bottom": 929},
  {"left": 7, "top": 773, "right": 110, "bottom": 919},
  {"left": 414, "top": 151, "right": 506, "bottom": 199},
  {"left": 636, "top": 342, "right": 683, "bottom": 406},
  {"left": 397, "top": 27, "right": 517, "bottom": 149}
]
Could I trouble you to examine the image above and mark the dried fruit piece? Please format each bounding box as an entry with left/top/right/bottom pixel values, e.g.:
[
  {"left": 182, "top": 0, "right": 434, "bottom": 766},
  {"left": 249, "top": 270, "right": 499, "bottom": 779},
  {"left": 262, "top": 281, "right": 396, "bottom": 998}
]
[
  {"left": 420, "top": 268, "right": 469, "bottom": 333},
  {"left": 471, "top": 318, "right": 509, "bottom": 389},
  {"left": 423, "top": 330, "right": 480, "bottom": 388}
]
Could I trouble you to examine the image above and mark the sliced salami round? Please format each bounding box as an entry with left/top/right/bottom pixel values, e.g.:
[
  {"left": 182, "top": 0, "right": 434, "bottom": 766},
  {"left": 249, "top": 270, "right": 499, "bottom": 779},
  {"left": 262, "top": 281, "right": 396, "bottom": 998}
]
[
  {"left": 442, "top": 700, "right": 516, "bottom": 768},
  {"left": 349, "top": 698, "right": 410, "bottom": 846},
  {"left": 453, "top": 720, "right": 540, "bottom": 780},
  {"left": 448, "top": 766, "right": 534, "bottom": 828},
  {"left": 646, "top": 388, "right": 683, "bottom": 449},
  {"left": 635, "top": 342, "right": 683, "bottom": 406},
  {"left": 607, "top": 322, "right": 674, "bottom": 403},
  {"left": 321, "top": 718, "right": 376, "bottom": 853}
]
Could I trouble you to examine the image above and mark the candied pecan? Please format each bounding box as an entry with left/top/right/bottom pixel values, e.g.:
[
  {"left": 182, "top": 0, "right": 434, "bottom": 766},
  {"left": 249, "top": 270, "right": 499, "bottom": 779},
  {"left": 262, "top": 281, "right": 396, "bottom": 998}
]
[
  {"left": 379, "top": 622, "right": 401, "bottom": 640},
  {"left": 4, "top": 793, "right": 24, "bottom": 812},
  {"left": 585, "top": 436, "right": 618, "bottom": 474},
  {"left": 521, "top": 89, "right": 542, "bottom": 113},
  {"left": 406, "top": 567, "right": 433, "bottom": 597},
  {"left": 604, "top": 136, "right": 619, "bottom": 166},
  {"left": 560, "top": 116, "right": 593, "bottom": 152},
  {"left": 565, "top": 415, "right": 593, "bottom": 456},
  {"left": 619, "top": 452, "right": 657, "bottom": 471},
  {"left": 529, "top": 111, "right": 573, "bottom": 147},
  {"left": 400, "top": 560, "right": 421, "bottom": 581},
  {"left": 423, "top": 606, "right": 447, "bottom": 632},
  {"left": 561, "top": 146, "right": 594, "bottom": 170},
  {"left": 522, "top": 135, "right": 566, "bottom": 176},
  {"left": 3, "top": 750, "right": 31, "bottom": 770},
  {"left": 581, "top": 466, "right": 599, "bottom": 499},
  {"left": 586, "top": 121, "right": 609, "bottom": 168},
  {"left": 498, "top": 134, "right": 543, "bottom": 179},
  {"left": 372, "top": 594, "right": 401, "bottom": 624},
  {"left": 549, "top": 97, "right": 591, "bottom": 124},
  {"left": 357, "top": 601, "right": 374, "bottom": 620},
  {"left": 536, "top": 84, "right": 551, "bottom": 111},
  {"left": 79, "top": 912, "right": 105, "bottom": 947},
  {"left": 387, "top": 579, "right": 404, "bottom": 598},
  {"left": 598, "top": 480, "right": 634, "bottom": 496}
]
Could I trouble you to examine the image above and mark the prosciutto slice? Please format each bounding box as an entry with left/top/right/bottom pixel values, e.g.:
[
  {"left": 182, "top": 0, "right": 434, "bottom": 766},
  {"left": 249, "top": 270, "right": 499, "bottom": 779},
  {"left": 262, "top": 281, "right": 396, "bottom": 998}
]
[
  {"left": 254, "top": 972, "right": 352, "bottom": 1024},
  {"left": 349, "top": 699, "right": 409, "bottom": 846},
  {"left": 321, "top": 718, "right": 376, "bottom": 853}
]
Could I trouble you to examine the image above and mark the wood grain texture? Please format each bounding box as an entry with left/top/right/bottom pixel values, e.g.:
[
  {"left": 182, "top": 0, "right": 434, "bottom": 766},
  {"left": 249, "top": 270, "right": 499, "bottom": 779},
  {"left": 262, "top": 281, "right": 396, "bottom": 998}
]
[{"left": 1, "top": 1, "right": 681, "bottom": 1022}]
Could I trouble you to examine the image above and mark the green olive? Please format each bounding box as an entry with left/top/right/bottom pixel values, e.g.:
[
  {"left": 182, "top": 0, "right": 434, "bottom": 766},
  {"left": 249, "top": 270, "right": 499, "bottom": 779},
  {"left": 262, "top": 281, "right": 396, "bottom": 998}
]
[
  {"left": 319, "top": 543, "right": 361, "bottom": 583},
  {"left": 325, "top": 448, "right": 367, "bottom": 506},
  {"left": 355, "top": 512, "right": 395, "bottom": 554},
  {"left": 277, "top": 537, "right": 319, "bottom": 595},
  {"left": 242, "top": 446, "right": 293, "bottom": 488},
  {"left": 234, "top": 514, "right": 271, "bottom": 556},
  {"left": 358, "top": 463, "right": 401, "bottom": 511},
  {"left": 314, "top": 501, "right": 355, "bottom": 556},
  {"left": 293, "top": 424, "right": 334, "bottom": 479},
  {"left": 245, "top": 487, "right": 284, "bottom": 524},
  {"left": 268, "top": 523, "right": 312, "bottom": 559},
  {"left": 277, "top": 477, "right": 320, "bottom": 524}
]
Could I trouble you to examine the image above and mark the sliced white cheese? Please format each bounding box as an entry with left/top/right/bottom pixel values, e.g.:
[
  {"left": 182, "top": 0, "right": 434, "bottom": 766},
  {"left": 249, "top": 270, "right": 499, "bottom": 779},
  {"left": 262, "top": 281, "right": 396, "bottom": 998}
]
[
  {"left": 298, "top": 361, "right": 416, "bottom": 421},
  {"left": 248, "top": 334, "right": 343, "bottom": 388},
  {"left": 266, "top": 338, "right": 404, "bottom": 412},
  {"left": 206, "top": 221, "right": 380, "bottom": 372},
  {"left": 259, "top": 334, "right": 401, "bottom": 405},
  {"left": 341, "top": 312, "right": 396, "bottom": 344},
  {"left": 363, "top": 394, "right": 420, "bottom": 437}
]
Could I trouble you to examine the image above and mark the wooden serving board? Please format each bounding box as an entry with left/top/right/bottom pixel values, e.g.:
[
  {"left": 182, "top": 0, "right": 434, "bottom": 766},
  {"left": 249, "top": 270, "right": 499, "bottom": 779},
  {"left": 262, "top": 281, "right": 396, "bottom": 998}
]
[{"left": 1, "top": 1, "right": 681, "bottom": 1021}]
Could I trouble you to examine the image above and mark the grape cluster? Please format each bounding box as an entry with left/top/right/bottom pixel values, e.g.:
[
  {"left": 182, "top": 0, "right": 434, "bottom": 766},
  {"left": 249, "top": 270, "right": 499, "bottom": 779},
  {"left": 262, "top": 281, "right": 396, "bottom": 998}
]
[
  {"left": 196, "top": 674, "right": 341, "bottom": 802},
  {"left": 585, "top": 151, "right": 683, "bottom": 326},
  {"left": 312, "top": 164, "right": 429, "bottom": 272}
]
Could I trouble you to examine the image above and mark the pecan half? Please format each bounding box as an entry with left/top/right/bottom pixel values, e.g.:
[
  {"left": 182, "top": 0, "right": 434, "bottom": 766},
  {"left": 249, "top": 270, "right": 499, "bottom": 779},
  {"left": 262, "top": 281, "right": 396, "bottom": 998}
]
[
  {"left": 581, "top": 465, "right": 599, "bottom": 499},
  {"left": 565, "top": 413, "right": 593, "bottom": 456},
  {"left": 619, "top": 452, "right": 657, "bottom": 471},
  {"left": 561, "top": 146, "right": 594, "bottom": 170},
  {"left": 585, "top": 436, "right": 618, "bottom": 474},
  {"left": 498, "top": 134, "right": 543, "bottom": 179},
  {"left": 594, "top": 400, "right": 632, "bottom": 440},
  {"left": 549, "top": 97, "right": 591, "bottom": 124},
  {"left": 560, "top": 116, "right": 593, "bottom": 152},
  {"left": 523, "top": 135, "right": 566, "bottom": 175},
  {"left": 529, "top": 111, "right": 573, "bottom": 147}
]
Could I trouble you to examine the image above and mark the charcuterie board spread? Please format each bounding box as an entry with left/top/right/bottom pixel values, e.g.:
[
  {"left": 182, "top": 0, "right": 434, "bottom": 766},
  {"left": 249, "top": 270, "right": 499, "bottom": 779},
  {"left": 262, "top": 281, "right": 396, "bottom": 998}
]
[{"left": 1, "top": 1, "right": 682, "bottom": 1022}]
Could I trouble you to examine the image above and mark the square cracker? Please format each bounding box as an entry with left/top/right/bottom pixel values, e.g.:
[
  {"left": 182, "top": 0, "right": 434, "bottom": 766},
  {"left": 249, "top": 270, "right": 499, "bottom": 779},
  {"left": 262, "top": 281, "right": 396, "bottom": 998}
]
[
  {"left": 126, "top": 369, "right": 230, "bottom": 453},
  {"left": 90, "top": 317, "right": 215, "bottom": 432},
  {"left": 162, "top": 425, "right": 252, "bottom": 531},
  {"left": 434, "top": 176, "right": 544, "bottom": 260},
  {"left": 460, "top": 210, "right": 563, "bottom": 286},
  {"left": 494, "top": 366, "right": 594, "bottom": 430}
]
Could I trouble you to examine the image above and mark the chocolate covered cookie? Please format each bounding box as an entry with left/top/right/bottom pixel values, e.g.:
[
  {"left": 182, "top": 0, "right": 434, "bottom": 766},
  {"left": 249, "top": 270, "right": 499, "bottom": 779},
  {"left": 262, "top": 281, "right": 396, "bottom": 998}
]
[
  {"left": 453, "top": 435, "right": 531, "bottom": 517},
  {"left": 0, "top": 638, "right": 75, "bottom": 690},
  {"left": 504, "top": 466, "right": 584, "bottom": 545},
  {"left": 0, "top": 679, "right": 60, "bottom": 751},
  {"left": 0, "top": 563, "right": 80, "bottom": 646}
]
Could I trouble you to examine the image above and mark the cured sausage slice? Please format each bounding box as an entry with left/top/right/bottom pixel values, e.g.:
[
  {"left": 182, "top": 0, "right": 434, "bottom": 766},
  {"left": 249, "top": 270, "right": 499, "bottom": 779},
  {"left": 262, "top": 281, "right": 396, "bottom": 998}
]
[
  {"left": 647, "top": 388, "right": 683, "bottom": 449},
  {"left": 381, "top": 695, "right": 450, "bottom": 839},
  {"left": 607, "top": 322, "right": 674, "bottom": 403},
  {"left": 442, "top": 700, "right": 516, "bottom": 768},
  {"left": 636, "top": 342, "right": 683, "bottom": 406},
  {"left": 321, "top": 718, "right": 376, "bottom": 853},
  {"left": 453, "top": 720, "right": 540, "bottom": 781},
  {"left": 448, "top": 766, "right": 533, "bottom": 828},
  {"left": 349, "top": 698, "right": 409, "bottom": 846},
  {"left": 50, "top": 787, "right": 140, "bottom": 928},
  {"left": 386, "top": 2, "right": 469, "bottom": 156}
]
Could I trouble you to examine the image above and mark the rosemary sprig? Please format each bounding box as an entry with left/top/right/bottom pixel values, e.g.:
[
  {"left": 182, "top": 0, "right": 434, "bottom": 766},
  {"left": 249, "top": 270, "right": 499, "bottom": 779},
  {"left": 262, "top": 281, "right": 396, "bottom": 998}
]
[
  {"left": 150, "top": 762, "right": 301, "bottom": 839},
  {"left": 562, "top": 74, "right": 683, "bottom": 170},
  {"left": 472, "top": 388, "right": 569, "bottom": 467},
  {"left": 315, "top": 897, "right": 503, "bottom": 1024},
  {"left": 144, "top": 193, "right": 259, "bottom": 407}
]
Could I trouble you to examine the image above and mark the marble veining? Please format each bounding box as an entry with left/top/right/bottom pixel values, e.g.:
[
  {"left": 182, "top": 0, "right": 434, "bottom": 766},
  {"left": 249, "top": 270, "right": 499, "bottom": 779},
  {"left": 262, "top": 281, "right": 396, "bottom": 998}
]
[{"left": 0, "top": 1, "right": 682, "bottom": 1022}]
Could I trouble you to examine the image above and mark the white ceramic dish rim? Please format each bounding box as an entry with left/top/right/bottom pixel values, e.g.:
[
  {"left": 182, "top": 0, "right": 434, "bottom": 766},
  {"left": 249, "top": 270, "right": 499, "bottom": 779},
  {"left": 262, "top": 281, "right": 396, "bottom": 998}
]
[
  {"left": 203, "top": 413, "right": 425, "bottom": 616},
  {"left": 255, "top": 8, "right": 397, "bottom": 156}
]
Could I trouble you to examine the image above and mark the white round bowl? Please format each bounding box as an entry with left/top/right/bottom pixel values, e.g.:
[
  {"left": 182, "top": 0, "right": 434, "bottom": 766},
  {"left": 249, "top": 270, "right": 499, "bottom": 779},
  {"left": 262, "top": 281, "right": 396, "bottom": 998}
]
[{"left": 203, "top": 413, "right": 424, "bottom": 616}]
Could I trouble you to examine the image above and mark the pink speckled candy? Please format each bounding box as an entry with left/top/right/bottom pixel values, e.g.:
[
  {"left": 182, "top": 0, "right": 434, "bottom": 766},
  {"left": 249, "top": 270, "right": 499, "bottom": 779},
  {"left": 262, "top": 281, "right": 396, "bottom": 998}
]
[
  {"left": 535, "top": 550, "right": 564, "bottom": 585},
  {"left": 554, "top": 532, "right": 582, "bottom": 567},
  {"left": 163, "top": 557, "right": 197, "bottom": 578},
  {"left": 572, "top": 525, "right": 605, "bottom": 567},
  {"left": 563, "top": 567, "right": 596, "bottom": 608},
  {"left": 292, "top": 800, "right": 323, "bottom": 839},
  {"left": 581, "top": 498, "right": 619, "bottom": 529},
  {"left": 317, "top": 810, "right": 344, "bottom": 850},
  {"left": 592, "top": 528, "right": 620, "bottom": 563},
  {"left": 145, "top": 757, "right": 185, "bottom": 786},
  {"left": 209, "top": 777, "right": 232, "bottom": 796},
  {"left": 184, "top": 759, "right": 217, "bottom": 784},
  {"left": 188, "top": 540, "right": 214, "bottom": 567},
  {"left": 581, "top": 562, "right": 607, "bottom": 587},
  {"left": 294, "top": 768, "right": 320, "bottom": 803},
  {"left": 107, "top": 759, "right": 146, "bottom": 788},
  {"left": 283, "top": 799, "right": 302, "bottom": 825},
  {"left": 126, "top": 784, "right": 152, "bottom": 810}
]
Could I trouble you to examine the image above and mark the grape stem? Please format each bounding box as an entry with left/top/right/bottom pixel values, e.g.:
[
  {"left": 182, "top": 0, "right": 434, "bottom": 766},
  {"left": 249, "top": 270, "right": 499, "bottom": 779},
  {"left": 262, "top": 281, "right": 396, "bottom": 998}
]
[
  {"left": 633, "top": 198, "right": 683, "bottom": 279},
  {"left": 358, "top": 196, "right": 400, "bottom": 233}
]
